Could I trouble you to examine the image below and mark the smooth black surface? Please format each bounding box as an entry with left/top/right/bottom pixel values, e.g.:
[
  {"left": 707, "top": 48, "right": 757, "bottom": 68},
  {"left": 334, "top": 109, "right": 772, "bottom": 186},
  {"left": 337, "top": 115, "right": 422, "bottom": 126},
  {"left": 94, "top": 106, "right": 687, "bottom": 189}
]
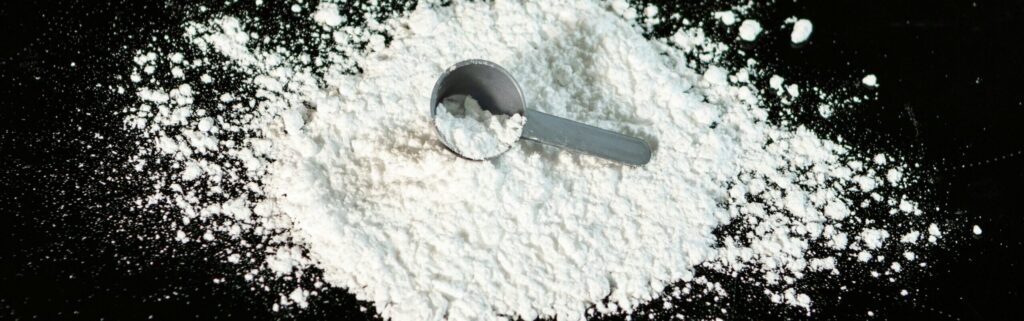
[{"left": 2, "top": 0, "right": 1022, "bottom": 320}]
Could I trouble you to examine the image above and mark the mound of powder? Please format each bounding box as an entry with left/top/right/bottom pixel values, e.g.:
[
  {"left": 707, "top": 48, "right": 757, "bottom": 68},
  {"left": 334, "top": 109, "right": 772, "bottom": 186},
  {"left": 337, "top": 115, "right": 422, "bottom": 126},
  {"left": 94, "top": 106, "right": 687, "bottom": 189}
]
[
  {"left": 434, "top": 95, "right": 525, "bottom": 160},
  {"left": 120, "top": 0, "right": 940, "bottom": 320}
]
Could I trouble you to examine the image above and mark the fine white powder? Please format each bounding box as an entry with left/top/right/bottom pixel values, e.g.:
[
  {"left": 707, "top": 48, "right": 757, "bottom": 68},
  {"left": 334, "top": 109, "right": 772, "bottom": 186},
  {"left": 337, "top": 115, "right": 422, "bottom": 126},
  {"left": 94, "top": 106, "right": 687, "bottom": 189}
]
[
  {"left": 434, "top": 95, "right": 525, "bottom": 160},
  {"left": 791, "top": 19, "right": 814, "bottom": 44},
  {"left": 738, "top": 19, "right": 762, "bottom": 41},
  {"left": 972, "top": 225, "right": 983, "bottom": 235},
  {"left": 120, "top": 1, "right": 943, "bottom": 320}
]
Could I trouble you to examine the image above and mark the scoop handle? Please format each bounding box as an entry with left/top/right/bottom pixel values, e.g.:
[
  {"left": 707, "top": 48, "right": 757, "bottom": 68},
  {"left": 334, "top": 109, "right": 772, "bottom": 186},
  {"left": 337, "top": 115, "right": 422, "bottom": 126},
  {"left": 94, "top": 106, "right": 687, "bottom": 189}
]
[{"left": 520, "top": 109, "right": 652, "bottom": 166}]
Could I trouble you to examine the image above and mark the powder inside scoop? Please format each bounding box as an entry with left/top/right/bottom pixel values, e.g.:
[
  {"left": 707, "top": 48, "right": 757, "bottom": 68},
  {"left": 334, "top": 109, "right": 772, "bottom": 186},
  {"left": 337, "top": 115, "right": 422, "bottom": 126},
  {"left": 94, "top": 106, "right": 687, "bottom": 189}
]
[{"left": 434, "top": 95, "right": 525, "bottom": 160}]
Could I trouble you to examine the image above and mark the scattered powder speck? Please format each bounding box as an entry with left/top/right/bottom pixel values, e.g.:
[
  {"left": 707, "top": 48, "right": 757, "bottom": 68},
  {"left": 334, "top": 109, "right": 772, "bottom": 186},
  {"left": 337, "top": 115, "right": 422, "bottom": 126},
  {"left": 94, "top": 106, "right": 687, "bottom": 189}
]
[
  {"left": 873, "top": 153, "right": 888, "bottom": 165},
  {"left": 973, "top": 225, "right": 983, "bottom": 235},
  {"left": 786, "top": 83, "right": 800, "bottom": 97},
  {"left": 902, "top": 231, "right": 921, "bottom": 243},
  {"left": 903, "top": 251, "right": 916, "bottom": 261},
  {"left": 791, "top": 19, "right": 814, "bottom": 44},
  {"left": 117, "top": 1, "right": 946, "bottom": 320},
  {"left": 738, "top": 19, "right": 762, "bottom": 41},
  {"left": 769, "top": 74, "right": 785, "bottom": 90},
  {"left": 313, "top": 3, "right": 345, "bottom": 27},
  {"left": 863, "top": 74, "right": 879, "bottom": 87},
  {"left": 713, "top": 11, "right": 737, "bottom": 26},
  {"left": 860, "top": 229, "right": 890, "bottom": 249},
  {"left": 887, "top": 168, "right": 904, "bottom": 184},
  {"left": 928, "top": 223, "right": 944, "bottom": 243}
]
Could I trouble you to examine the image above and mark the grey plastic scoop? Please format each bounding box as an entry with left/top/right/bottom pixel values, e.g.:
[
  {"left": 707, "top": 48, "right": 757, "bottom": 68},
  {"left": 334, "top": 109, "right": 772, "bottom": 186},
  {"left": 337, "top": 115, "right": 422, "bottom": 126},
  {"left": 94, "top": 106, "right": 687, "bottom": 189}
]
[{"left": 430, "top": 59, "right": 652, "bottom": 166}]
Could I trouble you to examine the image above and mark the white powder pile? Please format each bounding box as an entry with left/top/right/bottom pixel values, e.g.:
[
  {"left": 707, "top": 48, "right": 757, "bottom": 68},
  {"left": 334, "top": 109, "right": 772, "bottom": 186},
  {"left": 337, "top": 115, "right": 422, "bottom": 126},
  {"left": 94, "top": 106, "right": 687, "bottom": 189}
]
[
  {"left": 434, "top": 95, "right": 525, "bottom": 160},
  {"left": 120, "top": 0, "right": 942, "bottom": 320}
]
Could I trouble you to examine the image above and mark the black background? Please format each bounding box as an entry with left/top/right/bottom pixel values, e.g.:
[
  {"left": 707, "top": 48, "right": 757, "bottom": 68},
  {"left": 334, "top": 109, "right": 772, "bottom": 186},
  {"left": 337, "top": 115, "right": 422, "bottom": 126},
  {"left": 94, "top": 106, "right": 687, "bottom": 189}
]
[{"left": 2, "top": 0, "right": 1023, "bottom": 320}]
